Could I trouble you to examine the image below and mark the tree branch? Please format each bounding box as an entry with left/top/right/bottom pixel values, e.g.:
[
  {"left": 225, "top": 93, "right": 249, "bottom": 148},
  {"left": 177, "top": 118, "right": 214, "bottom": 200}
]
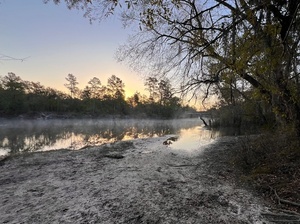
[
  {"left": 272, "top": 187, "right": 300, "bottom": 208},
  {"left": 0, "top": 54, "right": 30, "bottom": 62}
]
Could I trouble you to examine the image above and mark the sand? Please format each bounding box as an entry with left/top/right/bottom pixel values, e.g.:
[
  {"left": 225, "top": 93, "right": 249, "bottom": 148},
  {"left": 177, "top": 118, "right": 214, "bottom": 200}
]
[{"left": 0, "top": 136, "right": 272, "bottom": 223}]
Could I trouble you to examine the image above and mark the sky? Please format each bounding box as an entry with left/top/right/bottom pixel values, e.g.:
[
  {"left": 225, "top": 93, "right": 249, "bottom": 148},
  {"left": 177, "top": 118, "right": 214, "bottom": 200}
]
[{"left": 0, "top": 0, "right": 145, "bottom": 97}]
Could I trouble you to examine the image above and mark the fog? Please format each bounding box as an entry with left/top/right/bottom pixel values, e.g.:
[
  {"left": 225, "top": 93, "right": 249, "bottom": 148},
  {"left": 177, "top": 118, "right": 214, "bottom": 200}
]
[{"left": 0, "top": 118, "right": 218, "bottom": 156}]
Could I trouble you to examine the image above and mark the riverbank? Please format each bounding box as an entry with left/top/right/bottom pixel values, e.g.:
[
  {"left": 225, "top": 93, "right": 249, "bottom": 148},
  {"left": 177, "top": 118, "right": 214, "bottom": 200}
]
[{"left": 0, "top": 136, "right": 276, "bottom": 223}]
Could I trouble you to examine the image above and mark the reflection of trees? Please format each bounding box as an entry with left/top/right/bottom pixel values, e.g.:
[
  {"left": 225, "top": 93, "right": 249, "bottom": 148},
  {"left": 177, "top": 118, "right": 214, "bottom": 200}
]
[
  {"left": 0, "top": 122, "right": 73, "bottom": 153},
  {"left": 0, "top": 119, "right": 203, "bottom": 154}
]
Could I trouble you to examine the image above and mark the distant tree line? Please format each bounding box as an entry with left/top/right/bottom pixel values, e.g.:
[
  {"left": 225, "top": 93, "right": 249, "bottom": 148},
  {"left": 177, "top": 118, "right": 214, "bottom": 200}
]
[{"left": 0, "top": 72, "right": 196, "bottom": 118}]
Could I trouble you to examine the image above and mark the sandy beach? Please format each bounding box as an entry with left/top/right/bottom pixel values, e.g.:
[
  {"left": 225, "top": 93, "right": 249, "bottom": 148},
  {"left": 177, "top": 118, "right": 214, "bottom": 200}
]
[{"left": 0, "top": 136, "right": 272, "bottom": 223}]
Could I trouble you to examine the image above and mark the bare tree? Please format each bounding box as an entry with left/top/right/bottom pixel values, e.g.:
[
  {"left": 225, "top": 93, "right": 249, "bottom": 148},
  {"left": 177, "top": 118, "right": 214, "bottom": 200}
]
[{"left": 48, "top": 0, "right": 300, "bottom": 134}]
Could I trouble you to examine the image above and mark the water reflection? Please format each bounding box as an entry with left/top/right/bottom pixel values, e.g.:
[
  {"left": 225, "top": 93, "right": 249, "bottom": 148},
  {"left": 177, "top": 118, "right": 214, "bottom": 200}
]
[
  {"left": 0, "top": 118, "right": 209, "bottom": 155},
  {"left": 168, "top": 126, "right": 220, "bottom": 152}
]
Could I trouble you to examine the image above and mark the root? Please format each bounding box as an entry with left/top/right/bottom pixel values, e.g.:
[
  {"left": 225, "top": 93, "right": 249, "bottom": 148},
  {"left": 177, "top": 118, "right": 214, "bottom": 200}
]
[
  {"left": 261, "top": 211, "right": 300, "bottom": 223},
  {"left": 271, "top": 208, "right": 300, "bottom": 216},
  {"left": 262, "top": 187, "right": 300, "bottom": 222},
  {"left": 270, "top": 186, "right": 300, "bottom": 207},
  {"left": 261, "top": 211, "right": 300, "bottom": 218},
  {"left": 269, "top": 220, "right": 300, "bottom": 223}
]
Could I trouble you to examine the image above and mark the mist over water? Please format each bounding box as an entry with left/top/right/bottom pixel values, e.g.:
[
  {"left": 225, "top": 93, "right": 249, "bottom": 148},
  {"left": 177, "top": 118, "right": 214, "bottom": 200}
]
[{"left": 0, "top": 118, "right": 219, "bottom": 156}]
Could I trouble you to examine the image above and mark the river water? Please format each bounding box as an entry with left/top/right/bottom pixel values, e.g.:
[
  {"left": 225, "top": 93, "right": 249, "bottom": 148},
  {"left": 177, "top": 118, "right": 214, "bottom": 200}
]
[{"left": 0, "top": 118, "right": 221, "bottom": 156}]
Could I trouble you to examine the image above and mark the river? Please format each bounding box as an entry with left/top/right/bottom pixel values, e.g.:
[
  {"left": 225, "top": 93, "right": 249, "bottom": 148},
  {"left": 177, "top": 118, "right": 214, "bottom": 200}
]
[{"left": 0, "top": 118, "right": 221, "bottom": 156}]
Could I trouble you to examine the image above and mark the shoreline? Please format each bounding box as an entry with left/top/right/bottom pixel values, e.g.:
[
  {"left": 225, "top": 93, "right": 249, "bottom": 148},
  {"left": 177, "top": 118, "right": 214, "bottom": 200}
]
[{"left": 0, "top": 136, "right": 272, "bottom": 223}]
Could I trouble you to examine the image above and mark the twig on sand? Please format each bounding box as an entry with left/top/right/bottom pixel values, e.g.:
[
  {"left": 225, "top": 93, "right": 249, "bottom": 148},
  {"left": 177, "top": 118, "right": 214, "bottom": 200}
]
[
  {"left": 271, "top": 208, "right": 300, "bottom": 216},
  {"left": 261, "top": 211, "right": 300, "bottom": 223},
  {"left": 261, "top": 187, "right": 300, "bottom": 222},
  {"left": 268, "top": 219, "right": 300, "bottom": 222},
  {"left": 270, "top": 186, "right": 300, "bottom": 207},
  {"left": 261, "top": 211, "right": 300, "bottom": 218},
  {"left": 166, "top": 163, "right": 196, "bottom": 167}
]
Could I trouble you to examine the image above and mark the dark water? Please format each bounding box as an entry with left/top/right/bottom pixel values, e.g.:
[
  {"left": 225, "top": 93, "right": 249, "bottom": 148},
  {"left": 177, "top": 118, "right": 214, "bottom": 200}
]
[{"left": 0, "top": 118, "right": 221, "bottom": 156}]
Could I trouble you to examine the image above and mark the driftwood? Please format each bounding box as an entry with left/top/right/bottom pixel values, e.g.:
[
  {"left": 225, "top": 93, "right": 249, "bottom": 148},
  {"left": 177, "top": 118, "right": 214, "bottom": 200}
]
[
  {"left": 199, "top": 117, "right": 208, "bottom": 127},
  {"left": 199, "top": 117, "right": 212, "bottom": 128},
  {"left": 163, "top": 136, "right": 179, "bottom": 145}
]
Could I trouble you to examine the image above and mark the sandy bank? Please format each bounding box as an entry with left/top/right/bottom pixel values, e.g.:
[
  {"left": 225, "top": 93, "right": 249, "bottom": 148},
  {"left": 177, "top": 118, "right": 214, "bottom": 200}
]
[{"left": 0, "top": 136, "right": 272, "bottom": 223}]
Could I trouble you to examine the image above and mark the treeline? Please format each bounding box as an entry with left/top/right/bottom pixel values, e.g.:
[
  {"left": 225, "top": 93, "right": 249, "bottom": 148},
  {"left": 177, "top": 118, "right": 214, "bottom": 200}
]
[{"left": 0, "top": 72, "right": 196, "bottom": 118}]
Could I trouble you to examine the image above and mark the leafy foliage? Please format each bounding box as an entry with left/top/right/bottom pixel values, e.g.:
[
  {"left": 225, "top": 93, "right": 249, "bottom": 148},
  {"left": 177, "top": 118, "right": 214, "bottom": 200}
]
[
  {"left": 0, "top": 73, "right": 193, "bottom": 118},
  {"left": 44, "top": 1, "right": 300, "bottom": 134},
  {"left": 111, "top": 0, "right": 300, "bottom": 135}
]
